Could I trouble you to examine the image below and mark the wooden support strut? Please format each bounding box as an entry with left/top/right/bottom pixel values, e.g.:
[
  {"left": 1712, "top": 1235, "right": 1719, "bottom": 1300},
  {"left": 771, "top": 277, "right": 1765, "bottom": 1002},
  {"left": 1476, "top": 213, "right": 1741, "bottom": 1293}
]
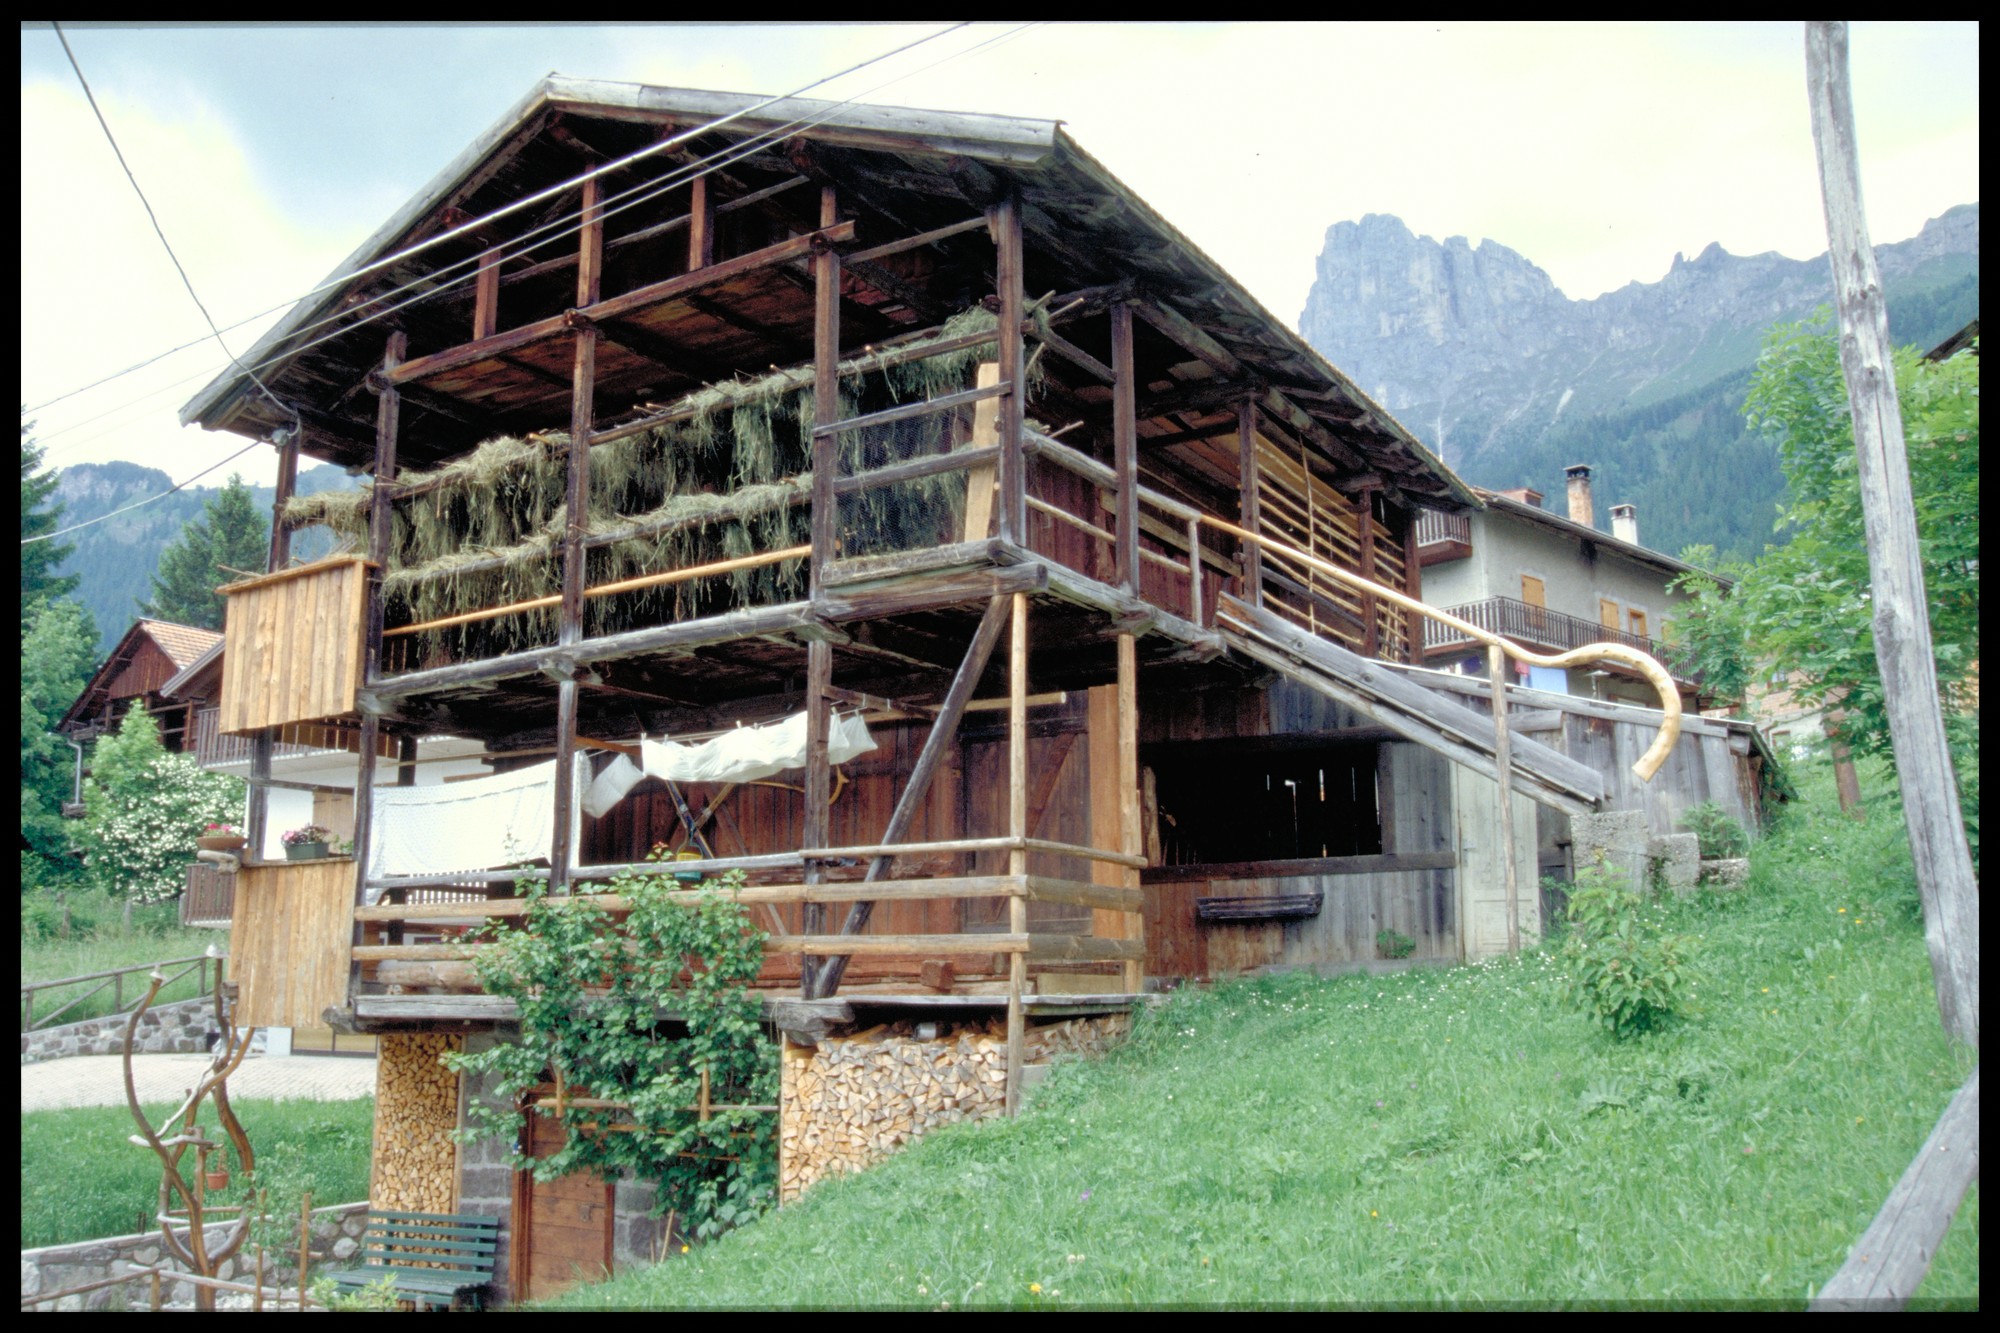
[
  {"left": 1111, "top": 302, "right": 1139, "bottom": 593},
  {"left": 810, "top": 593, "right": 1014, "bottom": 998},
  {"left": 1005, "top": 591, "right": 1029, "bottom": 1117},
  {"left": 348, "top": 330, "right": 404, "bottom": 1001},
  {"left": 1489, "top": 643, "right": 1520, "bottom": 957},
  {"left": 992, "top": 195, "right": 1027, "bottom": 545}
]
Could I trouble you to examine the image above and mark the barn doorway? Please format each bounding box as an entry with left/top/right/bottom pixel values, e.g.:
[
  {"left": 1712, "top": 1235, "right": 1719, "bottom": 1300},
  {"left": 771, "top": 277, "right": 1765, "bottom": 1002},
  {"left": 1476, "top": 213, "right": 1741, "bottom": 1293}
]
[{"left": 511, "top": 1097, "right": 617, "bottom": 1301}]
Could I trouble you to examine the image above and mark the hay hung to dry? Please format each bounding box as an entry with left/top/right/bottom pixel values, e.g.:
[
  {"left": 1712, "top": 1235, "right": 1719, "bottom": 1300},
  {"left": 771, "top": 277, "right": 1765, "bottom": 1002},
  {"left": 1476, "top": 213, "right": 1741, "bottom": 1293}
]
[{"left": 285, "top": 308, "right": 1033, "bottom": 663}]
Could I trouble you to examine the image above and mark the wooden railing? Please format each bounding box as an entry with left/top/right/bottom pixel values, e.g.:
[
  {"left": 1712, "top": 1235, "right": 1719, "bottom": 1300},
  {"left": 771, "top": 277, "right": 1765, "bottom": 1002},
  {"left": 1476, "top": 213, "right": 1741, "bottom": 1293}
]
[
  {"left": 21, "top": 952, "right": 224, "bottom": 1033},
  {"left": 181, "top": 862, "right": 236, "bottom": 927},
  {"left": 1423, "top": 596, "right": 1680, "bottom": 671}
]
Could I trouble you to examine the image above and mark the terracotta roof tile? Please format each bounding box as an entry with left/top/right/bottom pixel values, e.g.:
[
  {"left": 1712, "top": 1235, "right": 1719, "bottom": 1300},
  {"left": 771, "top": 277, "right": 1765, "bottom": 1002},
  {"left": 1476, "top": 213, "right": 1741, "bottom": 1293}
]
[{"left": 139, "top": 620, "right": 225, "bottom": 669}]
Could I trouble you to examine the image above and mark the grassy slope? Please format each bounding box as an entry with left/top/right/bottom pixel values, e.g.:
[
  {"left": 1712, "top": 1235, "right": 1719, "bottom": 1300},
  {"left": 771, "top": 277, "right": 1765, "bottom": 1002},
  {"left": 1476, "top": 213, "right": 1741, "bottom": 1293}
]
[
  {"left": 20, "top": 1098, "right": 376, "bottom": 1250},
  {"left": 555, "top": 760, "right": 1977, "bottom": 1309}
]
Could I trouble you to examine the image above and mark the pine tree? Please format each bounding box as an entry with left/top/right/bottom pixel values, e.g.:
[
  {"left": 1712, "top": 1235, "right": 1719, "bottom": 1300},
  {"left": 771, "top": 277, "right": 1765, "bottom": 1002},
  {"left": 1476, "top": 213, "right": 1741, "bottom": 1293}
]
[
  {"left": 21, "top": 424, "right": 78, "bottom": 623},
  {"left": 139, "top": 474, "right": 270, "bottom": 628}
]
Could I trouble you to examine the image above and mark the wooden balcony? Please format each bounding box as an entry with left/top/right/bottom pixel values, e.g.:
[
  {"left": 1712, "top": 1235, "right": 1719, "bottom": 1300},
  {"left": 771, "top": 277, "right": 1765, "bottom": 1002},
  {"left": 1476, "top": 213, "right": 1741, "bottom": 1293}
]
[
  {"left": 217, "top": 556, "right": 370, "bottom": 736},
  {"left": 1415, "top": 510, "right": 1472, "bottom": 565},
  {"left": 1423, "top": 596, "right": 1692, "bottom": 682}
]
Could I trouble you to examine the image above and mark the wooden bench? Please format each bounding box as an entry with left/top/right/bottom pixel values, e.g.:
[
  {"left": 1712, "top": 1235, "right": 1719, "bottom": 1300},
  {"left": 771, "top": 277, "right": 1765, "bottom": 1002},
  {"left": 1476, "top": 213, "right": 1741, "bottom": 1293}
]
[{"left": 324, "top": 1210, "right": 501, "bottom": 1310}]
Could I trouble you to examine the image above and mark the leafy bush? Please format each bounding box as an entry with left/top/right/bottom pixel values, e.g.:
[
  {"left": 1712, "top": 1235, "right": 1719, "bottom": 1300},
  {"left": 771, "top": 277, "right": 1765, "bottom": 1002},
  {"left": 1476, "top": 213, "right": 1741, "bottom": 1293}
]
[
  {"left": 75, "top": 711, "right": 244, "bottom": 904},
  {"left": 1680, "top": 801, "right": 1750, "bottom": 859},
  {"left": 1556, "top": 863, "right": 1698, "bottom": 1038},
  {"left": 446, "top": 869, "right": 776, "bottom": 1241},
  {"left": 1374, "top": 929, "right": 1416, "bottom": 959}
]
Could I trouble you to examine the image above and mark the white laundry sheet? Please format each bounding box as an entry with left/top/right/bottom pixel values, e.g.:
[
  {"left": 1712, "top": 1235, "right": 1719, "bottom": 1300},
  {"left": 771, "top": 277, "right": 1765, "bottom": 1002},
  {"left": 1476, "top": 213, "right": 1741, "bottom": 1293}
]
[
  {"left": 366, "top": 756, "right": 586, "bottom": 890},
  {"left": 581, "top": 711, "right": 878, "bottom": 818}
]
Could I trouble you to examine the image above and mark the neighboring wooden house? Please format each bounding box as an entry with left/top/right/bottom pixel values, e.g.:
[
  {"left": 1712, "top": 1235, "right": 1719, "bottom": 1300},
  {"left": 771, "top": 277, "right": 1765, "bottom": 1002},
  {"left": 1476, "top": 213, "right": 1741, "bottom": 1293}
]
[
  {"left": 178, "top": 79, "right": 1692, "bottom": 1301},
  {"left": 1416, "top": 469, "right": 1726, "bottom": 712},
  {"left": 59, "top": 619, "right": 222, "bottom": 756}
]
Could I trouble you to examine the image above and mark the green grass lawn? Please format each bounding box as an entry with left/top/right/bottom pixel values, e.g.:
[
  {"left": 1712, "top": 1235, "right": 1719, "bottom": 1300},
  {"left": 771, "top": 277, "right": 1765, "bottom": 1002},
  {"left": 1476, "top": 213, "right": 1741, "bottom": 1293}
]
[
  {"left": 20, "top": 1098, "right": 376, "bottom": 1250},
  {"left": 554, "top": 760, "right": 1978, "bottom": 1309}
]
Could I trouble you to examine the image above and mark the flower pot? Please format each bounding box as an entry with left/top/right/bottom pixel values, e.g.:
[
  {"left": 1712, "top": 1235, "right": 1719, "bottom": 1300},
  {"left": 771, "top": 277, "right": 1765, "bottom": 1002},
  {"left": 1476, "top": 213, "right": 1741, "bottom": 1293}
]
[
  {"left": 198, "top": 834, "right": 247, "bottom": 853},
  {"left": 204, "top": 1169, "right": 230, "bottom": 1192},
  {"left": 285, "top": 842, "right": 329, "bottom": 861}
]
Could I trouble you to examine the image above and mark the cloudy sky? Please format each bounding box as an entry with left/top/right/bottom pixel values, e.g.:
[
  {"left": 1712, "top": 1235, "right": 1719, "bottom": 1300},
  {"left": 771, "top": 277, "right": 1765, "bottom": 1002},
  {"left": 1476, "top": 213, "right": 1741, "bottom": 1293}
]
[{"left": 19, "top": 21, "right": 1980, "bottom": 491}]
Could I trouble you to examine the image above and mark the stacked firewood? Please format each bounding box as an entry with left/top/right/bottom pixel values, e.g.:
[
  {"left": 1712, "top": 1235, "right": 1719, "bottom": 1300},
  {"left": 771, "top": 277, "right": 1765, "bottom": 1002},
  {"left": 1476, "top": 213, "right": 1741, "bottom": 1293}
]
[
  {"left": 778, "top": 1016, "right": 1130, "bottom": 1201},
  {"left": 371, "top": 1033, "right": 465, "bottom": 1213}
]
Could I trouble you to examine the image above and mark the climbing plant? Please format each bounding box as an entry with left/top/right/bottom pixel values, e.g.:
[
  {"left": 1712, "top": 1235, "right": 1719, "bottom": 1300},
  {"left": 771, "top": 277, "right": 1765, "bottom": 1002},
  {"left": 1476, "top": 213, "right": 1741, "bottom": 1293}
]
[{"left": 444, "top": 868, "right": 777, "bottom": 1239}]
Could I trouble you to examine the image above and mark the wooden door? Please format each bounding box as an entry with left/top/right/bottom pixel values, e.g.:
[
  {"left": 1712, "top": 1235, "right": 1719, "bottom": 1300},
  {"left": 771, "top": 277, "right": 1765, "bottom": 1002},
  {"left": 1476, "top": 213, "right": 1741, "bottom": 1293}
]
[
  {"left": 512, "top": 1102, "right": 616, "bottom": 1302},
  {"left": 1599, "top": 598, "right": 1621, "bottom": 631}
]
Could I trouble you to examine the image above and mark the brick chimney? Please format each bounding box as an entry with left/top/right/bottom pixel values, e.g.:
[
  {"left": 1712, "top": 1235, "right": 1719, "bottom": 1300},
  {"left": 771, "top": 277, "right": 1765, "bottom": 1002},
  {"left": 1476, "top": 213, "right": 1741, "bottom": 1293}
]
[
  {"left": 1610, "top": 503, "right": 1638, "bottom": 545},
  {"left": 1496, "top": 486, "right": 1544, "bottom": 508},
  {"left": 1564, "top": 464, "right": 1595, "bottom": 529}
]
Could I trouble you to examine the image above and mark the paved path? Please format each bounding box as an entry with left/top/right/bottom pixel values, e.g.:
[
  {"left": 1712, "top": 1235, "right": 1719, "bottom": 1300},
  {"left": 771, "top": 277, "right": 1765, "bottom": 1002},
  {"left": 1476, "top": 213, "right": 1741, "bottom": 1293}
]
[{"left": 20, "top": 1052, "right": 376, "bottom": 1113}]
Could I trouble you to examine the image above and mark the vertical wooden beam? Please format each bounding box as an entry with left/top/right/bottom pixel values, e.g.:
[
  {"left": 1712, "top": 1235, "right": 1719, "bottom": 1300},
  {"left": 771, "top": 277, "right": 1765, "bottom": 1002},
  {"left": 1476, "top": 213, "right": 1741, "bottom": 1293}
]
[
  {"left": 810, "top": 186, "right": 840, "bottom": 594},
  {"left": 349, "top": 329, "right": 404, "bottom": 1000},
  {"left": 473, "top": 250, "right": 500, "bottom": 341},
  {"left": 1117, "top": 632, "right": 1144, "bottom": 993},
  {"left": 1401, "top": 504, "right": 1422, "bottom": 663},
  {"left": 267, "top": 430, "right": 298, "bottom": 571},
  {"left": 992, "top": 195, "right": 1026, "bottom": 546},
  {"left": 1237, "top": 399, "right": 1262, "bottom": 607},
  {"left": 688, "top": 175, "right": 716, "bottom": 271},
  {"left": 1488, "top": 644, "right": 1520, "bottom": 957},
  {"left": 1808, "top": 20, "right": 1978, "bottom": 1049},
  {"left": 1110, "top": 302, "right": 1140, "bottom": 593},
  {"left": 801, "top": 638, "right": 834, "bottom": 997},
  {"left": 396, "top": 734, "right": 419, "bottom": 788},
  {"left": 1355, "top": 485, "right": 1380, "bottom": 658},
  {"left": 247, "top": 734, "right": 272, "bottom": 862},
  {"left": 1005, "top": 592, "right": 1029, "bottom": 1115},
  {"left": 550, "top": 173, "right": 604, "bottom": 894}
]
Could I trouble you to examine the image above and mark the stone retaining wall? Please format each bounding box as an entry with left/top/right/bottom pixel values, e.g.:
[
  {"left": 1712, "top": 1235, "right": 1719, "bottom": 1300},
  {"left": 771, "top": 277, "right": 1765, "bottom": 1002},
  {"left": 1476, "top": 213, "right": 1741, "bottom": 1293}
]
[
  {"left": 20, "top": 998, "right": 226, "bottom": 1065},
  {"left": 19, "top": 1201, "right": 368, "bottom": 1311},
  {"left": 779, "top": 1014, "right": 1128, "bottom": 1202}
]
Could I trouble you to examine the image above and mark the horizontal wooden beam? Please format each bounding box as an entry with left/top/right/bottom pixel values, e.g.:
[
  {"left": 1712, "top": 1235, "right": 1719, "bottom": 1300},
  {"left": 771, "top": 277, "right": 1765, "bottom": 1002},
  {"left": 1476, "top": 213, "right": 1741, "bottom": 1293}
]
[
  {"left": 1023, "top": 876, "right": 1144, "bottom": 912},
  {"left": 1141, "top": 850, "right": 1457, "bottom": 885},
  {"left": 846, "top": 214, "right": 990, "bottom": 265},
  {"left": 766, "top": 933, "right": 1027, "bottom": 957},
  {"left": 389, "top": 221, "right": 857, "bottom": 386},
  {"left": 1027, "top": 934, "right": 1145, "bottom": 963}
]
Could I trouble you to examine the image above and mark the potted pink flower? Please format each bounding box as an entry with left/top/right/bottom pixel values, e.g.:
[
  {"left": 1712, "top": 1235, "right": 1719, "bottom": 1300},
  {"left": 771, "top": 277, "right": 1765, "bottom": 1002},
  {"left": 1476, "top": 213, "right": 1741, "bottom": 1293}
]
[
  {"left": 282, "top": 824, "right": 334, "bottom": 860},
  {"left": 197, "top": 823, "right": 247, "bottom": 853}
]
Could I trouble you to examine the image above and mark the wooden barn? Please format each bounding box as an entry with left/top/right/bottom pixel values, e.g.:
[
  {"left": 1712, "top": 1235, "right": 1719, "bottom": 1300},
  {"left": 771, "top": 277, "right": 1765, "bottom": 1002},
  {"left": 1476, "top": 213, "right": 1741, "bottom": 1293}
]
[
  {"left": 60, "top": 618, "right": 222, "bottom": 757},
  {"left": 179, "top": 79, "right": 1731, "bottom": 1301}
]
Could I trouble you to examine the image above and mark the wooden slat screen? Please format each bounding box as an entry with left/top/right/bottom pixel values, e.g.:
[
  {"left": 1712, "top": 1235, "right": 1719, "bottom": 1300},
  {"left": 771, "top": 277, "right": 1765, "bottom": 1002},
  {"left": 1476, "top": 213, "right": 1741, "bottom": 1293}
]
[
  {"left": 230, "top": 859, "right": 355, "bottom": 1027},
  {"left": 218, "top": 556, "right": 369, "bottom": 735}
]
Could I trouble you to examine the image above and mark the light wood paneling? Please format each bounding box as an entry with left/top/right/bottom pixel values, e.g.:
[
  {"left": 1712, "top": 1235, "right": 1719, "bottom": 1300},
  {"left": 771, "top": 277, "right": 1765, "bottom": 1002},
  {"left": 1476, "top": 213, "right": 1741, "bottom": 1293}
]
[
  {"left": 218, "top": 556, "right": 370, "bottom": 735},
  {"left": 230, "top": 859, "right": 354, "bottom": 1027}
]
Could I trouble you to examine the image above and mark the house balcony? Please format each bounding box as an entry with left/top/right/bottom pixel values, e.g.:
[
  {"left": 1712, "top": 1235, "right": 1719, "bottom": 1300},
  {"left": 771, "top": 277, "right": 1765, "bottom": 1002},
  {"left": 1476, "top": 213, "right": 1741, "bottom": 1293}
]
[
  {"left": 1422, "top": 596, "right": 1694, "bottom": 683},
  {"left": 1414, "top": 510, "right": 1472, "bottom": 565}
]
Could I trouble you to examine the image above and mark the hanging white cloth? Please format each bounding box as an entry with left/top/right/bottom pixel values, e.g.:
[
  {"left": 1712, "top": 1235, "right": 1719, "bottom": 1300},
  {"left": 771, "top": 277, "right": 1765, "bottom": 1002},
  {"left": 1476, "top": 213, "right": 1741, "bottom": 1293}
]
[
  {"left": 366, "top": 756, "right": 587, "bottom": 892},
  {"left": 640, "top": 710, "right": 876, "bottom": 786}
]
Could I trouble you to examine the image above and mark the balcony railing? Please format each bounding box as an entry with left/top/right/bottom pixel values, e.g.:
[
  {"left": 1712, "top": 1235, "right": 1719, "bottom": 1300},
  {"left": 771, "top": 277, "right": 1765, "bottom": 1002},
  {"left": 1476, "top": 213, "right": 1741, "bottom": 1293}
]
[
  {"left": 1415, "top": 509, "right": 1472, "bottom": 549},
  {"left": 1423, "top": 596, "right": 1688, "bottom": 679}
]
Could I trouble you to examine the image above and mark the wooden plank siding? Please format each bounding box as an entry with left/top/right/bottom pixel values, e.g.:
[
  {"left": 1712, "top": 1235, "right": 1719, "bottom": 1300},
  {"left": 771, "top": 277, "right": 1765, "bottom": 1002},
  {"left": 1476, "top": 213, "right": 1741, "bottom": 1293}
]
[
  {"left": 231, "top": 859, "right": 356, "bottom": 1027},
  {"left": 1252, "top": 435, "right": 1414, "bottom": 661},
  {"left": 218, "top": 556, "right": 370, "bottom": 735}
]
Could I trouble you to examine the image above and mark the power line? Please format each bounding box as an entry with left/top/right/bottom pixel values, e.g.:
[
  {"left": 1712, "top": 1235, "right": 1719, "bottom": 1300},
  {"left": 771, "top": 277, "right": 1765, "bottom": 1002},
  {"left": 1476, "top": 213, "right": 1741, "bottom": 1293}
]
[
  {"left": 21, "top": 439, "right": 265, "bottom": 546},
  {"left": 25, "top": 23, "right": 976, "bottom": 417},
  {"left": 50, "top": 21, "right": 298, "bottom": 431},
  {"left": 34, "top": 22, "right": 1038, "bottom": 455}
]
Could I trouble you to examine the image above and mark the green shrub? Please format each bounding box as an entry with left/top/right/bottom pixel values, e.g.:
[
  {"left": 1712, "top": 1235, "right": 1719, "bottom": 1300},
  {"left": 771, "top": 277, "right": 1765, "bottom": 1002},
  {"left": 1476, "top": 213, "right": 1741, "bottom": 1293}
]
[
  {"left": 1680, "top": 801, "right": 1750, "bottom": 859},
  {"left": 1374, "top": 928, "right": 1416, "bottom": 959},
  {"left": 1556, "top": 863, "right": 1698, "bottom": 1038}
]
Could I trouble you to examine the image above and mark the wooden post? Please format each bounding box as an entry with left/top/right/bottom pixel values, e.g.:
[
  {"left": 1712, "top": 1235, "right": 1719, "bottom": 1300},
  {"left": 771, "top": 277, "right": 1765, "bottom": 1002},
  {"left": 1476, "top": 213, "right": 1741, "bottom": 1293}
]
[
  {"left": 1005, "top": 592, "right": 1028, "bottom": 1115},
  {"left": 993, "top": 195, "right": 1026, "bottom": 546},
  {"left": 801, "top": 638, "right": 833, "bottom": 997},
  {"left": 688, "top": 174, "right": 715, "bottom": 271},
  {"left": 1110, "top": 302, "right": 1139, "bottom": 592},
  {"left": 549, "top": 170, "right": 603, "bottom": 894},
  {"left": 1237, "top": 399, "right": 1262, "bottom": 606},
  {"left": 1354, "top": 485, "right": 1380, "bottom": 658},
  {"left": 1488, "top": 644, "right": 1520, "bottom": 957},
  {"left": 349, "top": 330, "right": 404, "bottom": 995},
  {"left": 396, "top": 733, "right": 419, "bottom": 787},
  {"left": 1807, "top": 21, "right": 1979, "bottom": 1048},
  {"left": 810, "top": 186, "right": 840, "bottom": 593},
  {"left": 473, "top": 251, "right": 500, "bottom": 341},
  {"left": 267, "top": 429, "right": 298, "bottom": 570},
  {"left": 1401, "top": 503, "right": 1423, "bottom": 663},
  {"left": 1824, "top": 711, "right": 1866, "bottom": 819},
  {"left": 247, "top": 734, "right": 272, "bottom": 863},
  {"left": 297, "top": 1189, "right": 312, "bottom": 1312},
  {"left": 1117, "top": 633, "right": 1144, "bottom": 993}
]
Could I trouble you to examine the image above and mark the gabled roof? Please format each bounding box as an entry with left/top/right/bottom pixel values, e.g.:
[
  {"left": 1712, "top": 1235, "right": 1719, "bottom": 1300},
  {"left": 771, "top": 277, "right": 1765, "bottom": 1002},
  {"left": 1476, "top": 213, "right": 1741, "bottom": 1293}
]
[
  {"left": 60, "top": 620, "right": 224, "bottom": 733},
  {"left": 1472, "top": 488, "right": 1730, "bottom": 587},
  {"left": 181, "top": 77, "right": 1477, "bottom": 511}
]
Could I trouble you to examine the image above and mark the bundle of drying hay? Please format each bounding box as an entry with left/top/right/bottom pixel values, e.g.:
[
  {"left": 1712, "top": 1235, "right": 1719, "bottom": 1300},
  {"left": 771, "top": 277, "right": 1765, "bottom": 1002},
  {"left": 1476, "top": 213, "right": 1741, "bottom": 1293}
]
[{"left": 284, "top": 308, "right": 1030, "bottom": 660}]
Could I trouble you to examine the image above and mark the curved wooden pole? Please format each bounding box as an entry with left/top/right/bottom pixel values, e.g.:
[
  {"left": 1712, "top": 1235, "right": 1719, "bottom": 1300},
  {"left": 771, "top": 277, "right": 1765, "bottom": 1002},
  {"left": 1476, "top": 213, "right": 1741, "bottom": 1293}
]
[{"left": 1198, "top": 513, "right": 1683, "bottom": 780}]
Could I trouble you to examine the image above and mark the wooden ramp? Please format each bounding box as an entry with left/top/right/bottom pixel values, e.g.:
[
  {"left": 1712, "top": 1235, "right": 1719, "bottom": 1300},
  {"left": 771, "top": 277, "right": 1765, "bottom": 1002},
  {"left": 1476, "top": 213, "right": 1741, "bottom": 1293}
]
[{"left": 1216, "top": 594, "right": 1604, "bottom": 816}]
